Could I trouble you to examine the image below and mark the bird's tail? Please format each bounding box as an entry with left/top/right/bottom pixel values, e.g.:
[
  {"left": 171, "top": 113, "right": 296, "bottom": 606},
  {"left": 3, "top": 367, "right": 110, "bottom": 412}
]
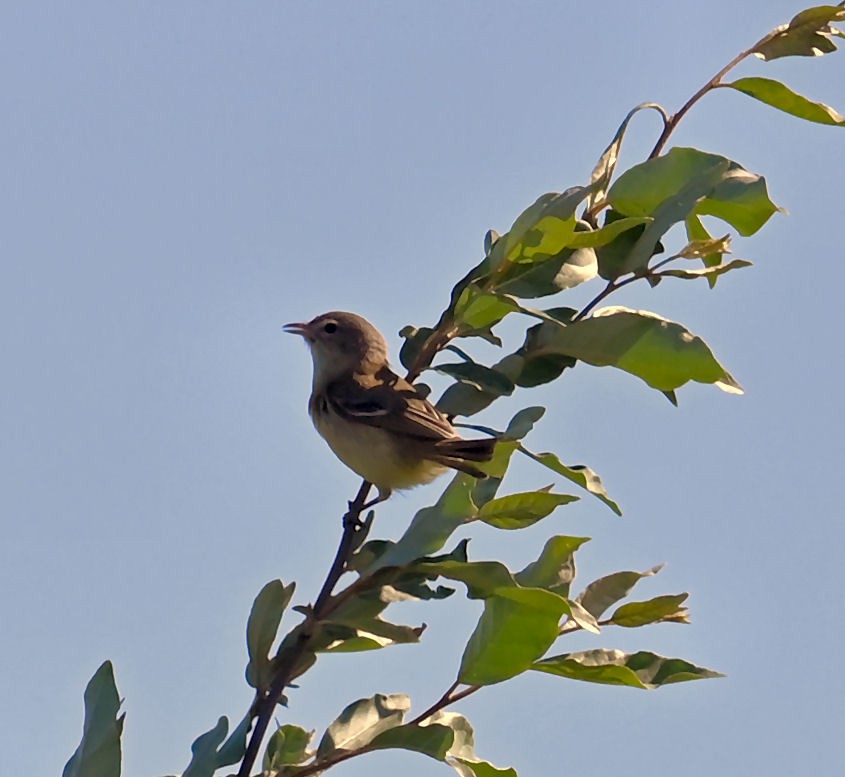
[{"left": 432, "top": 436, "right": 497, "bottom": 479}]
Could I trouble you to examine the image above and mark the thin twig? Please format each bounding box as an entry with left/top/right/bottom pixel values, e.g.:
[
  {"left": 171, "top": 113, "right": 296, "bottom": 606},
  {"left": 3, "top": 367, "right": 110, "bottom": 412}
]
[
  {"left": 237, "top": 482, "right": 373, "bottom": 777},
  {"left": 648, "top": 27, "right": 780, "bottom": 159}
]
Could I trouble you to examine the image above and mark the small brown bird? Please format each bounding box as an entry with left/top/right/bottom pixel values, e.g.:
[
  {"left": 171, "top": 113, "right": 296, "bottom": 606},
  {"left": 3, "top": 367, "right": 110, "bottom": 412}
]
[{"left": 284, "top": 311, "right": 496, "bottom": 505}]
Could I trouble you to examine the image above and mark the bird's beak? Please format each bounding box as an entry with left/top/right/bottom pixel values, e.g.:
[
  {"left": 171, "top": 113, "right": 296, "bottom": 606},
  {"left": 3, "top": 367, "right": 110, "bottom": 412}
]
[{"left": 283, "top": 322, "right": 310, "bottom": 338}]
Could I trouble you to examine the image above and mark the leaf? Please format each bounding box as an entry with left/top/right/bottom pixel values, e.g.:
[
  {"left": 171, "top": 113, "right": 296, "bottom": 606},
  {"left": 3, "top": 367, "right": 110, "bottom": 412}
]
[
  {"left": 264, "top": 725, "right": 314, "bottom": 770},
  {"left": 372, "top": 712, "right": 518, "bottom": 777},
  {"left": 415, "top": 558, "right": 519, "bottom": 599},
  {"left": 320, "top": 618, "right": 426, "bottom": 652},
  {"left": 246, "top": 579, "right": 295, "bottom": 691},
  {"left": 503, "top": 407, "right": 545, "bottom": 439},
  {"left": 519, "top": 445, "right": 621, "bottom": 515},
  {"left": 216, "top": 713, "right": 251, "bottom": 768},
  {"left": 609, "top": 593, "right": 690, "bottom": 627},
  {"left": 569, "top": 217, "right": 652, "bottom": 248},
  {"left": 62, "top": 661, "right": 125, "bottom": 777},
  {"left": 753, "top": 5, "right": 845, "bottom": 61},
  {"left": 470, "top": 440, "right": 520, "bottom": 508},
  {"left": 433, "top": 362, "right": 516, "bottom": 397},
  {"left": 495, "top": 247, "right": 598, "bottom": 298},
  {"left": 368, "top": 475, "right": 478, "bottom": 571},
  {"left": 725, "top": 76, "right": 845, "bottom": 126},
  {"left": 608, "top": 147, "right": 779, "bottom": 239},
  {"left": 587, "top": 102, "right": 668, "bottom": 210},
  {"left": 658, "top": 259, "right": 752, "bottom": 282},
  {"left": 437, "top": 380, "right": 500, "bottom": 418},
  {"left": 458, "top": 587, "right": 571, "bottom": 685},
  {"left": 183, "top": 717, "right": 229, "bottom": 777},
  {"left": 532, "top": 649, "right": 724, "bottom": 689},
  {"left": 477, "top": 490, "right": 578, "bottom": 529},
  {"left": 453, "top": 287, "right": 521, "bottom": 331},
  {"left": 494, "top": 317, "right": 577, "bottom": 389},
  {"left": 685, "top": 214, "right": 728, "bottom": 287},
  {"left": 676, "top": 234, "right": 732, "bottom": 259},
  {"left": 575, "top": 565, "right": 665, "bottom": 620},
  {"left": 451, "top": 758, "right": 520, "bottom": 777},
  {"left": 399, "top": 326, "right": 436, "bottom": 372},
  {"left": 515, "top": 535, "right": 590, "bottom": 597},
  {"left": 502, "top": 187, "right": 591, "bottom": 264},
  {"left": 316, "top": 694, "right": 410, "bottom": 758},
  {"left": 609, "top": 156, "right": 732, "bottom": 277},
  {"left": 370, "top": 723, "right": 455, "bottom": 760},
  {"left": 520, "top": 306, "right": 743, "bottom": 395}
]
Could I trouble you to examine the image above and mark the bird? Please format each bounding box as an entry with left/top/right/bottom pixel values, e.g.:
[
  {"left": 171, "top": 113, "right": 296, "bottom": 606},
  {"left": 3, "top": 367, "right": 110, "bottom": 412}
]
[{"left": 284, "top": 311, "right": 496, "bottom": 507}]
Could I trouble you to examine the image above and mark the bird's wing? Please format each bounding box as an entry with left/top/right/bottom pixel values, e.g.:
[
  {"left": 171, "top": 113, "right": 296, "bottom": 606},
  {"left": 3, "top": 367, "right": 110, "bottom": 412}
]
[{"left": 325, "top": 370, "right": 456, "bottom": 442}]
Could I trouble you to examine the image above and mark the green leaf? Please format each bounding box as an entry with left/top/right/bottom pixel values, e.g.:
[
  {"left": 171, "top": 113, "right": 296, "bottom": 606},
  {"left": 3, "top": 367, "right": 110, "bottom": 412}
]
[
  {"left": 658, "top": 259, "right": 752, "bottom": 282},
  {"left": 587, "top": 102, "right": 667, "bottom": 210},
  {"left": 519, "top": 445, "right": 621, "bottom": 515},
  {"left": 609, "top": 147, "right": 779, "bottom": 239},
  {"left": 609, "top": 593, "right": 690, "bottom": 627},
  {"left": 515, "top": 535, "right": 590, "bottom": 596},
  {"left": 453, "top": 287, "right": 522, "bottom": 331},
  {"left": 477, "top": 489, "right": 578, "bottom": 529},
  {"left": 725, "top": 76, "right": 845, "bottom": 126},
  {"left": 451, "top": 758, "right": 520, "bottom": 777},
  {"left": 433, "top": 362, "right": 516, "bottom": 397},
  {"left": 532, "top": 649, "right": 724, "bottom": 689},
  {"left": 470, "top": 440, "right": 520, "bottom": 508},
  {"left": 459, "top": 587, "right": 571, "bottom": 685},
  {"left": 503, "top": 407, "right": 545, "bottom": 440},
  {"left": 371, "top": 712, "right": 519, "bottom": 777},
  {"left": 216, "top": 713, "right": 251, "bottom": 768},
  {"left": 575, "top": 565, "right": 664, "bottom": 620},
  {"left": 753, "top": 5, "right": 845, "bottom": 61},
  {"left": 494, "top": 318, "right": 577, "bottom": 389},
  {"left": 502, "top": 187, "right": 591, "bottom": 264},
  {"left": 317, "top": 694, "right": 410, "bottom": 758},
  {"left": 62, "top": 661, "right": 124, "bottom": 777},
  {"left": 398, "top": 326, "right": 436, "bottom": 372},
  {"left": 368, "top": 475, "right": 478, "bottom": 571},
  {"left": 320, "top": 618, "right": 426, "bottom": 652},
  {"left": 569, "top": 217, "right": 652, "bottom": 248},
  {"left": 519, "top": 306, "right": 743, "bottom": 395},
  {"left": 370, "top": 723, "right": 455, "bottom": 760},
  {"left": 437, "top": 380, "right": 500, "bottom": 418},
  {"left": 246, "top": 579, "right": 295, "bottom": 691},
  {"left": 415, "top": 558, "right": 519, "bottom": 599},
  {"left": 264, "top": 725, "right": 314, "bottom": 770},
  {"left": 676, "top": 234, "right": 732, "bottom": 259},
  {"left": 183, "top": 717, "right": 228, "bottom": 777}
]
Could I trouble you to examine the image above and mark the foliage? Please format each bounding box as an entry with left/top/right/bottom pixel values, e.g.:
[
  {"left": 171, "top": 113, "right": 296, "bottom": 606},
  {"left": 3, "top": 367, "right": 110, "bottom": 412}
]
[{"left": 62, "top": 5, "right": 844, "bottom": 777}]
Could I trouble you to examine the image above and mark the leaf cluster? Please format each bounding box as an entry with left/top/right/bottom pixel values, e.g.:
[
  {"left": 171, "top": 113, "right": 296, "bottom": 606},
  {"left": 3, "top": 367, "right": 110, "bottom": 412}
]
[{"left": 62, "top": 6, "right": 844, "bottom": 777}]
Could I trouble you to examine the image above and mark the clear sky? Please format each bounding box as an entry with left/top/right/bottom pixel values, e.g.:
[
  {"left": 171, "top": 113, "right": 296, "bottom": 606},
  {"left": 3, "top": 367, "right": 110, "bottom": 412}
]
[{"left": 2, "top": 2, "right": 843, "bottom": 776}]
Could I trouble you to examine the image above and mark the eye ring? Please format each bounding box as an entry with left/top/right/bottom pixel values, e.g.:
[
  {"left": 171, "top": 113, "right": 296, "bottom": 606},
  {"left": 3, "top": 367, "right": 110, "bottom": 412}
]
[{"left": 323, "top": 321, "right": 338, "bottom": 334}]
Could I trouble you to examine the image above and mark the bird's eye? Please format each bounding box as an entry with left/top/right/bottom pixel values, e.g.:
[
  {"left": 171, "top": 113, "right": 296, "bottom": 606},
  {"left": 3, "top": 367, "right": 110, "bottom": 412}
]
[{"left": 323, "top": 321, "right": 338, "bottom": 334}]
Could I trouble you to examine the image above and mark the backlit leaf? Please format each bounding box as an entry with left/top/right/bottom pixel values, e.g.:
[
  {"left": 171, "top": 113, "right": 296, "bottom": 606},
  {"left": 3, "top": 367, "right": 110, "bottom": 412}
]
[
  {"left": 753, "top": 5, "right": 845, "bottom": 60},
  {"left": 519, "top": 445, "right": 621, "bottom": 515},
  {"left": 317, "top": 694, "right": 409, "bottom": 758},
  {"left": 610, "top": 593, "right": 690, "bottom": 627},
  {"left": 532, "top": 649, "right": 724, "bottom": 688},
  {"left": 519, "top": 306, "right": 743, "bottom": 395},
  {"left": 477, "top": 490, "right": 578, "bottom": 529},
  {"left": 459, "top": 587, "right": 571, "bottom": 685},
  {"left": 725, "top": 76, "right": 845, "bottom": 125},
  {"left": 575, "top": 565, "right": 664, "bottom": 620}
]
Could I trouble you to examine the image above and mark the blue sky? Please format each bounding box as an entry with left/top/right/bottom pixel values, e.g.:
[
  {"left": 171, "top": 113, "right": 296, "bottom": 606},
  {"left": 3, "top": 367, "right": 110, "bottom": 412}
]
[{"left": 2, "top": 2, "right": 843, "bottom": 776}]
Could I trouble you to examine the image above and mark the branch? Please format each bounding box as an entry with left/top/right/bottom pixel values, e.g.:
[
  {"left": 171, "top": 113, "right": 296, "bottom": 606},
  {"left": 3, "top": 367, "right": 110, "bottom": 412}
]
[
  {"left": 648, "top": 26, "right": 782, "bottom": 159},
  {"left": 237, "top": 481, "right": 373, "bottom": 777}
]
